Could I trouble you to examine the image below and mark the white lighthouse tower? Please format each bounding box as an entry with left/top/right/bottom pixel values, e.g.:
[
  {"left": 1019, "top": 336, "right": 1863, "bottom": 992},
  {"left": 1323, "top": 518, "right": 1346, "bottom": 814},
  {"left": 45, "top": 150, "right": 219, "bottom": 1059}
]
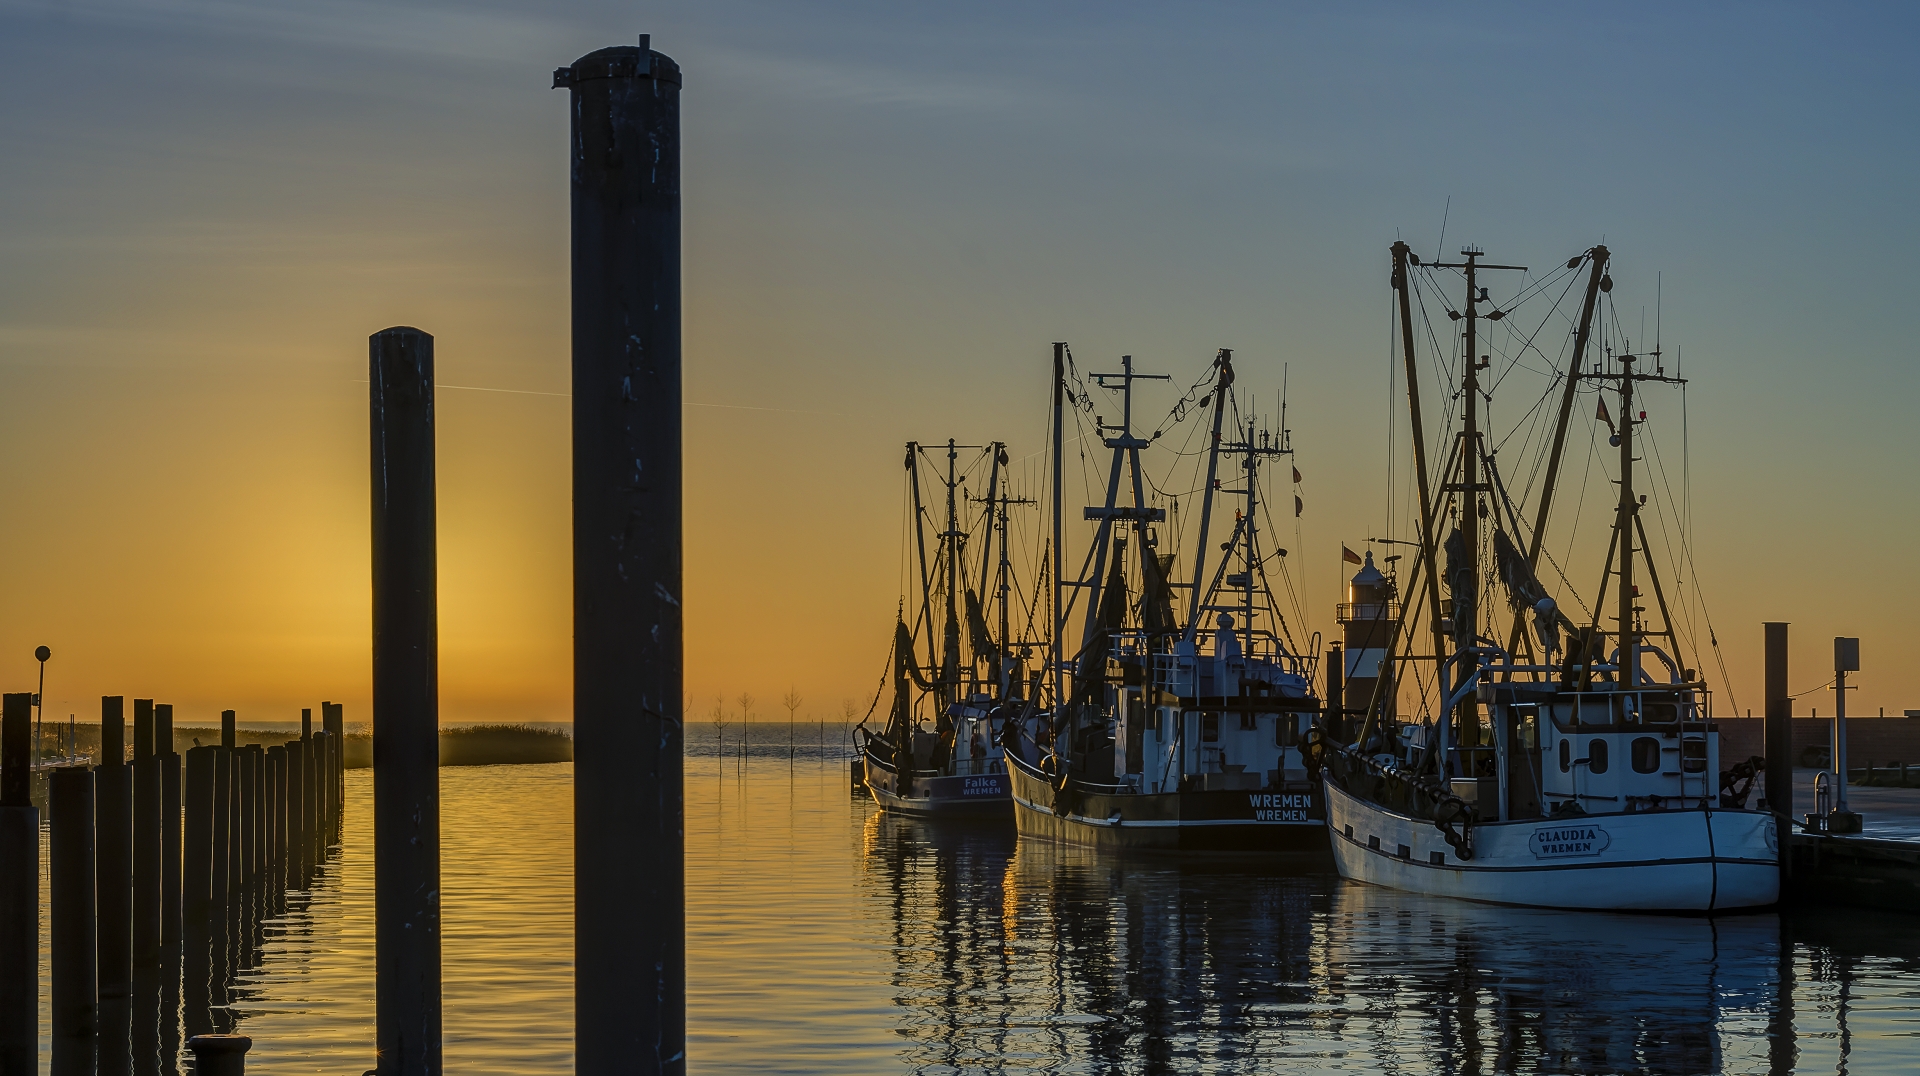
[{"left": 1337, "top": 551, "right": 1397, "bottom": 720}]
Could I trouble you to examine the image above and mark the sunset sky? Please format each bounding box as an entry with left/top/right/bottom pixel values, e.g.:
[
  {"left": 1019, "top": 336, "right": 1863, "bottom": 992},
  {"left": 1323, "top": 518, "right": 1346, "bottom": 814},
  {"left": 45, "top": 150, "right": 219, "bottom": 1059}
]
[{"left": 1, "top": 1, "right": 1915, "bottom": 727}]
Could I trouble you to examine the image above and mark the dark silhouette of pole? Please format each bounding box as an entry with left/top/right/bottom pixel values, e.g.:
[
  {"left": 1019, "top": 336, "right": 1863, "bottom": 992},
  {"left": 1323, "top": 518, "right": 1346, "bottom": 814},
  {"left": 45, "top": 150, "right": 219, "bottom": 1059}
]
[
  {"left": 133, "top": 699, "right": 161, "bottom": 969},
  {"left": 97, "top": 695, "right": 133, "bottom": 1076},
  {"left": 370, "top": 324, "right": 443, "bottom": 1076},
  {"left": 1, "top": 693, "right": 38, "bottom": 1076},
  {"left": 182, "top": 746, "right": 216, "bottom": 1038},
  {"left": 51, "top": 765, "right": 98, "bottom": 1076},
  {"left": 324, "top": 701, "right": 344, "bottom": 833},
  {"left": 285, "top": 739, "right": 306, "bottom": 888},
  {"left": 158, "top": 704, "right": 181, "bottom": 954},
  {"left": 1765, "top": 621, "right": 1791, "bottom": 887},
  {"left": 555, "top": 36, "right": 685, "bottom": 1075}
]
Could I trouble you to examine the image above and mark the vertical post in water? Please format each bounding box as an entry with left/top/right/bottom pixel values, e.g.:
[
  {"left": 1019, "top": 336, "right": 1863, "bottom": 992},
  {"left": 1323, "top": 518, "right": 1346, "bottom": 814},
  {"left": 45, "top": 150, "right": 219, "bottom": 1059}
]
[
  {"left": 182, "top": 747, "right": 214, "bottom": 1038},
  {"left": 371, "top": 324, "right": 443, "bottom": 1075},
  {"left": 158, "top": 704, "right": 182, "bottom": 954},
  {"left": 323, "top": 701, "right": 344, "bottom": 838},
  {"left": 133, "top": 699, "right": 161, "bottom": 969},
  {"left": 51, "top": 765, "right": 98, "bottom": 1076},
  {"left": 1764, "top": 622, "right": 1791, "bottom": 884},
  {"left": 285, "top": 739, "right": 306, "bottom": 889},
  {"left": 208, "top": 735, "right": 231, "bottom": 1017},
  {"left": 97, "top": 695, "right": 133, "bottom": 1076},
  {"left": 555, "top": 35, "right": 685, "bottom": 1073},
  {"left": 0, "top": 693, "right": 38, "bottom": 1076}
]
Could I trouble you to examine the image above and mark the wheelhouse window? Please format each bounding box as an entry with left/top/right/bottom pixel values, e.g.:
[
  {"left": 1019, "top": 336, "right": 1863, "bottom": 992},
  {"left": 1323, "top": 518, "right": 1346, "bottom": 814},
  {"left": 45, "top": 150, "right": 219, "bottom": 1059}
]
[
  {"left": 1201, "top": 712, "right": 1220, "bottom": 742},
  {"left": 1588, "top": 738, "right": 1610, "bottom": 775},
  {"left": 1631, "top": 737, "right": 1661, "bottom": 774},
  {"left": 1559, "top": 739, "right": 1571, "bottom": 773},
  {"left": 1274, "top": 714, "right": 1298, "bottom": 747}
]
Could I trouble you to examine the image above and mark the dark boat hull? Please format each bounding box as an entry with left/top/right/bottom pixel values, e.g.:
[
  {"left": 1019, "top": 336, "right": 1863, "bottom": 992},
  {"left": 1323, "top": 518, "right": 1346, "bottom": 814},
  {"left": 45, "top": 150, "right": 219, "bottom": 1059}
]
[
  {"left": 1006, "top": 749, "right": 1327, "bottom": 852},
  {"left": 862, "top": 747, "right": 1012, "bottom": 818}
]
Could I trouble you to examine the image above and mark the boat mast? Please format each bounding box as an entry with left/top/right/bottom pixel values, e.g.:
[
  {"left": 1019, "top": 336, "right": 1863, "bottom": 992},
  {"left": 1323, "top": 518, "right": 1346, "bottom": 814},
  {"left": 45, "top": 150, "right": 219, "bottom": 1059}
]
[
  {"left": 942, "top": 438, "right": 961, "bottom": 707},
  {"left": 1616, "top": 356, "right": 1637, "bottom": 685},
  {"left": 1241, "top": 416, "right": 1258, "bottom": 657},
  {"left": 977, "top": 443, "right": 1002, "bottom": 689},
  {"left": 1051, "top": 343, "right": 1065, "bottom": 713},
  {"left": 1458, "top": 249, "right": 1483, "bottom": 746},
  {"left": 1183, "top": 350, "right": 1233, "bottom": 644},
  {"left": 907, "top": 443, "right": 936, "bottom": 672},
  {"left": 1379, "top": 243, "right": 1446, "bottom": 747}
]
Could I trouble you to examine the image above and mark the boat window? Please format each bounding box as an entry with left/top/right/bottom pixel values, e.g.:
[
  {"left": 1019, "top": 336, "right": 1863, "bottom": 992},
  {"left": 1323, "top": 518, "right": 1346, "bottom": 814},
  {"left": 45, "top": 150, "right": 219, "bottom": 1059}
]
[
  {"left": 1682, "top": 738, "right": 1708, "bottom": 773},
  {"left": 1274, "top": 714, "right": 1298, "bottom": 748},
  {"left": 1240, "top": 711, "right": 1258, "bottom": 731},
  {"left": 1559, "top": 738, "right": 1571, "bottom": 773},
  {"left": 1588, "top": 738, "right": 1609, "bottom": 775},
  {"left": 1513, "top": 707, "right": 1539, "bottom": 750},
  {"left": 1646, "top": 699, "right": 1680, "bottom": 724},
  {"left": 1201, "top": 713, "right": 1219, "bottom": 742},
  {"left": 1631, "top": 737, "right": 1661, "bottom": 773}
]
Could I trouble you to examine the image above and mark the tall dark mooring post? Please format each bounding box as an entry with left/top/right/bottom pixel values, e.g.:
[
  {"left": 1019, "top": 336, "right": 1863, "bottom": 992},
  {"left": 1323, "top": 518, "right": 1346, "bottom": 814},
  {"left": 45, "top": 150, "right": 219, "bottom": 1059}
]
[
  {"left": 554, "top": 34, "right": 685, "bottom": 1075},
  {"left": 1, "top": 693, "right": 38, "bottom": 1076},
  {"left": 1765, "top": 621, "right": 1791, "bottom": 884},
  {"left": 370, "top": 325, "right": 443, "bottom": 1076}
]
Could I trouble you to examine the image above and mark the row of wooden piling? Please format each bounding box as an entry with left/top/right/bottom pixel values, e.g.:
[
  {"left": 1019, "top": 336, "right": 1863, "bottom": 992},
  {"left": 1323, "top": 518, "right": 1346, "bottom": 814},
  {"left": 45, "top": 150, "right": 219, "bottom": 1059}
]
[{"left": 0, "top": 694, "right": 344, "bottom": 1075}]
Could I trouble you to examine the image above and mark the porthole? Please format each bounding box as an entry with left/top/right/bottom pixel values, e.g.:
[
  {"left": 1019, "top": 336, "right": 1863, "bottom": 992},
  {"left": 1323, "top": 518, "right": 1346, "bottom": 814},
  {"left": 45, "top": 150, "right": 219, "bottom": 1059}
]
[
  {"left": 1631, "top": 737, "right": 1661, "bottom": 774},
  {"left": 1559, "top": 739, "right": 1571, "bottom": 773},
  {"left": 1588, "top": 738, "right": 1609, "bottom": 775}
]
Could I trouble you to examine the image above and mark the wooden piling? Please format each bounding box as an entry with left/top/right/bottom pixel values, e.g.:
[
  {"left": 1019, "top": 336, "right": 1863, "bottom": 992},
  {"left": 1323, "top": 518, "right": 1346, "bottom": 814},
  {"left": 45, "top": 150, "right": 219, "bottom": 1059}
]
[
  {"left": 265, "top": 746, "right": 286, "bottom": 907},
  {"left": 1, "top": 693, "right": 39, "bottom": 1076},
  {"left": 208, "top": 740, "right": 231, "bottom": 1006},
  {"left": 182, "top": 747, "right": 216, "bottom": 1038},
  {"left": 97, "top": 695, "right": 134, "bottom": 1076},
  {"left": 286, "top": 739, "right": 307, "bottom": 888},
  {"left": 159, "top": 704, "right": 181, "bottom": 953},
  {"left": 324, "top": 701, "right": 345, "bottom": 833},
  {"left": 556, "top": 37, "right": 687, "bottom": 1074},
  {"left": 134, "top": 699, "right": 162, "bottom": 969},
  {"left": 50, "top": 765, "right": 98, "bottom": 1076},
  {"left": 371, "top": 323, "right": 444, "bottom": 1075}
]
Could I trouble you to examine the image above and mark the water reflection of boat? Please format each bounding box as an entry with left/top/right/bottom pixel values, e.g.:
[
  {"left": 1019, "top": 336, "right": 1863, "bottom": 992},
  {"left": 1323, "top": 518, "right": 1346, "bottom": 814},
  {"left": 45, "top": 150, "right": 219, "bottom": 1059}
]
[
  {"left": 1010, "top": 349, "right": 1326, "bottom": 852},
  {"left": 858, "top": 790, "right": 1919, "bottom": 1074},
  {"left": 859, "top": 439, "right": 1039, "bottom": 818},
  {"left": 1325, "top": 245, "right": 1776, "bottom": 911}
]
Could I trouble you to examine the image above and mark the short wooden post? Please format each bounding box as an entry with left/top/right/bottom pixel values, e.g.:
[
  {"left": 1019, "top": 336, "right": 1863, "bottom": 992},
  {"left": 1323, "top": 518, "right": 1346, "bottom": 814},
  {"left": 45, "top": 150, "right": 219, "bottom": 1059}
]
[
  {"left": 50, "top": 765, "right": 98, "bottom": 1076},
  {"left": 1, "top": 693, "right": 39, "bottom": 1076}
]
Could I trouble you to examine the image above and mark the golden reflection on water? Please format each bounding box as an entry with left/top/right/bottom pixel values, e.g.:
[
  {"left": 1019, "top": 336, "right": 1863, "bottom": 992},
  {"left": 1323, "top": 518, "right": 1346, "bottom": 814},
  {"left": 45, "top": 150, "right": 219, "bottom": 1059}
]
[{"left": 35, "top": 728, "right": 1920, "bottom": 1074}]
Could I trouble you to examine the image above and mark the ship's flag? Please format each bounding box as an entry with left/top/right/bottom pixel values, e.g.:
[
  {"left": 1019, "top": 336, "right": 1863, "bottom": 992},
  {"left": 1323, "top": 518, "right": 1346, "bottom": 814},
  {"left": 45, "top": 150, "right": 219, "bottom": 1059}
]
[
  {"left": 1342, "top": 544, "right": 1364, "bottom": 565},
  {"left": 1293, "top": 466, "right": 1302, "bottom": 483},
  {"left": 1294, "top": 495, "right": 1304, "bottom": 517},
  {"left": 1597, "top": 397, "right": 1616, "bottom": 433}
]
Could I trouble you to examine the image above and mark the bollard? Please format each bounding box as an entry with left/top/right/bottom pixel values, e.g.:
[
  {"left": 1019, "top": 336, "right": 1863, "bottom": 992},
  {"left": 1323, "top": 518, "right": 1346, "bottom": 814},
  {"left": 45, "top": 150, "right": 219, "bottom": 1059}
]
[
  {"left": 182, "top": 747, "right": 216, "bottom": 1038},
  {"left": 134, "top": 699, "right": 162, "bottom": 969},
  {"left": 159, "top": 704, "right": 182, "bottom": 953},
  {"left": 51, "top": 765, "right": 99, "bottom": 1076},
  {"left": 1, "top": 693, "right": 39, "bottom": 1076},
  {"left": 186, "top": 1034, "right": 251, "bottom": 1076},
  {"left": 98, "top": 695, "right": 134, "bottom": 1076},
  {"left": 371, "top": 324, "right": 444, "bottom": 1075},
  {"left": 556, "top": 36, "right": 687, "bottom": 1074}
]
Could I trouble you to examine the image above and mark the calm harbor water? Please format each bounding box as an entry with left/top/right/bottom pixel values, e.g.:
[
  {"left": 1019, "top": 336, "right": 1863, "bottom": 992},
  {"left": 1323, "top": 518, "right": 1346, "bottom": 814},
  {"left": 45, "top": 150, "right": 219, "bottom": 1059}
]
[{"left": 34, "top": 723, "right": 1920, "bottom": 1073}]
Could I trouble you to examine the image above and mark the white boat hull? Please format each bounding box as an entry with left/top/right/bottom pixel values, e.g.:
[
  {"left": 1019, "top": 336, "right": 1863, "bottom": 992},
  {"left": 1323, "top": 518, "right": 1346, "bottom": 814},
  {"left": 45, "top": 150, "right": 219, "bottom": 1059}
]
[{"left": 1325, "top": 777, "right": 1779, "bottom": 911}]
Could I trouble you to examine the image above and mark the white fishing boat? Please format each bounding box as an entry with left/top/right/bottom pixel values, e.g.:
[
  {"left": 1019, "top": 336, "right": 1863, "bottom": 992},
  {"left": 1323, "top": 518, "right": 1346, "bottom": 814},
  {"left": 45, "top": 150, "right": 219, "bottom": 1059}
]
[{"left": 1321, "top": 243, "right": 1777, "bottom": 911}]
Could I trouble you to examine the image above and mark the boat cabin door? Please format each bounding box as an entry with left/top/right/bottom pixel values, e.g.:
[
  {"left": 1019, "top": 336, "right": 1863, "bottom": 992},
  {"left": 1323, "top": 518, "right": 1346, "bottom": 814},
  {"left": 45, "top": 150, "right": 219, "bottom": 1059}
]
[{"left": 1503, "top": 703, "right": 1544, "bottom": 821}]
